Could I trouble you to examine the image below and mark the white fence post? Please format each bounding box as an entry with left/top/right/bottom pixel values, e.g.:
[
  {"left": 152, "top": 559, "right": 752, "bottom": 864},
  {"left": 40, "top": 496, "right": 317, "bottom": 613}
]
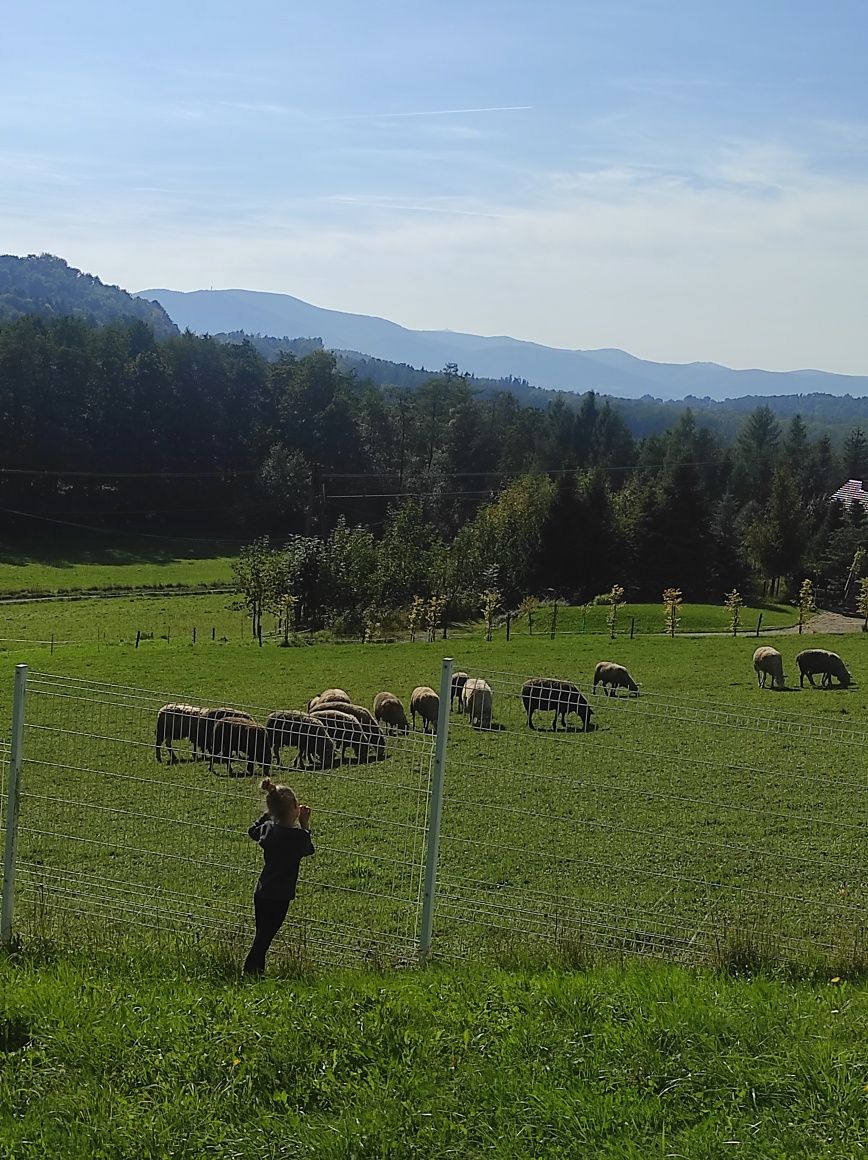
[
  {"left": 419, "top": 656, "right": 453, "bottom": 962},
  {"left": 1, "top": 663, "right": 27, "bottom": 946}
]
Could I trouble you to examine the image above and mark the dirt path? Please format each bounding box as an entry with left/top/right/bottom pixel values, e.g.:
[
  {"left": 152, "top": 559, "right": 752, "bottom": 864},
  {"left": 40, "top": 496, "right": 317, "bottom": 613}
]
[{"left": 777, "top": 609, "right": 865, "bottom": 635}]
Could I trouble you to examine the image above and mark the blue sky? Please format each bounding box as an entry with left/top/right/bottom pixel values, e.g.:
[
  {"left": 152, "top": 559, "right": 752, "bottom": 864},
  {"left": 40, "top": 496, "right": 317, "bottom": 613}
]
[{"left": 3, "top": 0, "right": 867, "bottom": 374}]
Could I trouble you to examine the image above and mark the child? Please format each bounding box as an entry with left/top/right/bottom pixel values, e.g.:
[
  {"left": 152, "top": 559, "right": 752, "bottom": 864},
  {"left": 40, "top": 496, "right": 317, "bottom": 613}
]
[{"left": 243, "top": 778, "right": 314, "bottom": 976}]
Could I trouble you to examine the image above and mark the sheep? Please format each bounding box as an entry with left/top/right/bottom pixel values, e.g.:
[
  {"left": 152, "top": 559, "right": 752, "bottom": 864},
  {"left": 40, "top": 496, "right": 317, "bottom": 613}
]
[
  {"left": 592, "top": 661, "right": 639, "bottom": 697},
  {"left": 336, "top": 703, "right": 380, "bottom": 731},
  {"left": 265, "top": 710, "right": 335, "bottom": 770},
  {"left": 796, "top": 649, "right": 852, "bottom": 689},
  {"left": 410, "top": 686, "right": 440, "bottom": 733},
  {"left": 208, "top": 716, "right": 273, "bottom": 777},
  {"left": 155, "top": 703, "right": 206, "bottom": 763},
  {"left": 450, "top": 671, "right": 469, "bottom": 712},
  {"left": 373, "top": 692, "right": 409, "bottom": 735},
  {"left": 752, "top": 646, "right": 786, "bottom": 690},
  {"left": 464, "top": 679, "right": 493, "bottom": 730},
  {"left": 307, "top": 689, "right": 351, "bottom": 712},
  {"left": 199, "top": 707, "right": 256, "bottom": 757},
  {"left": 521, "top": 677, "right": 594, "bottom": 732},
  {"left": 313, "top": 709, "right": 386, "bottom": 763}
]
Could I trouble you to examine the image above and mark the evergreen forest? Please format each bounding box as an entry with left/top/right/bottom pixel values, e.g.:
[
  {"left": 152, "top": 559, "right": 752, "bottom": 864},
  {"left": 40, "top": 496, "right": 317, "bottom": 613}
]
[{"left": 2, "top": 310, "right": 868, "bottom": 632}]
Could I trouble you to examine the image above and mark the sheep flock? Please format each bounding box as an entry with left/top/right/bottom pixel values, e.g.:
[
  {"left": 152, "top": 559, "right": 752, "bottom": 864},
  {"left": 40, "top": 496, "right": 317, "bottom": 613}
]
[{"left": 153, "top": 641, "right": 853, "bottom": 777}]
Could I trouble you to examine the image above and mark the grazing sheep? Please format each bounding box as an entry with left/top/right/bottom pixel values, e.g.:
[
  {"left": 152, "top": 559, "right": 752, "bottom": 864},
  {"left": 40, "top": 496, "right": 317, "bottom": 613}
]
[
  {"left": 155, "top": 703, "right": 206, "bottom": 763},
  {"left": 752, "top": 646, "right": 786, "bottom": 690},
  {"left": 209, "top": 716, "right": 273, "bottom": 777},
  {"left": 265, "top": 710, "right": 335, "bottom": 770},
  {"left": 450, "top": 671, "right": 469, "bottom": 712},
  {"left": 337, "top": 703, "right": 380, "bottom": 731},
  {"left": 373, "top": 692, "right": 409, "bottom": 734},
  {"left": 521, "top": 677, "right": 594, "bottom": 732},
  {"left": 313, "top": 709, "right": 385, "bottom": 763},
  {"left": 308, "top": 700, "right": 382, "bottom": 765},
  {"left": 307, "top": 689, "right": 351, "bottom": 712},
  {"left": 199, "top": 707, "right": 256, "bottom": 757},
  {"left": 464, "top": 679, "right": 493, "bottom": 729},
  {"left": 592, "top": 661, "right": 639, "bottom": 697},
  {"left": 410, "top": 686, "right": 440, "bottom": 733},
  {"left": 796, "top": 649, "right": 852, "bottom": 689}
]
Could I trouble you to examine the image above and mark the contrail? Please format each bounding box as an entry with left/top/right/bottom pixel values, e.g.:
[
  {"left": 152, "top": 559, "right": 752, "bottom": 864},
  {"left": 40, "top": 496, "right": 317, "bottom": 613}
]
[{"left": 347, "top": 105, "right": 533, "bottom": 119}]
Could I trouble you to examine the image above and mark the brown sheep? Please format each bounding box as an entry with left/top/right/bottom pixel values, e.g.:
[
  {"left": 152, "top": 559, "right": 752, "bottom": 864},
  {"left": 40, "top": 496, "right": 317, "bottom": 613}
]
[
  {"left": 209, "top": 716, "right": 273, "bottom": 777},
  {"left": 155, "top": 703, "right": 206, "bottom": 763},
  {"left": 796, "top": 649, "right": 852, "bottom": 688},
  {"left": 307, "top": 689, "right": 351, "bottom": 712},
  {"left": 265, "top": 710, "right": 335, "bottom": 770},
  {"left": 592, "top": 662, "right": 639, "bottom": 697},
  {"left": 450, "top": 671, "right": 469, "bottom": 712},
  {"left": 373, "top": 692, "right": 409, "bottom": 734},
  {"left": 313, "top": 709, "right": 386, "bottom": 763},
  {"left": 410, "top": 686, "right": 440, "bottom": 733}
]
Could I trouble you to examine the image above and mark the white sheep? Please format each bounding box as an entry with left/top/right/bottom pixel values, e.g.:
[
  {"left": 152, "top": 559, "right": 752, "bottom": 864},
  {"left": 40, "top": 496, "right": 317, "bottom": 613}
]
[
  {"left": 464, "top": 679, "right": 493, "bottom": 729},
  {"left": 752, "top": 646, "right": 786, "bottom": 690}
]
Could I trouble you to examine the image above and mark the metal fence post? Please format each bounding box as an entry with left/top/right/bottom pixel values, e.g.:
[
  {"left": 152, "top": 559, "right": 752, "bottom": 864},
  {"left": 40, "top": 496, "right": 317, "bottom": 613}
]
[
  {"left": 419, "top": 657, "right": 453, "bottom": 962},
  {"left": 1, "top": 664, "right": 27, "bottom": 946}
]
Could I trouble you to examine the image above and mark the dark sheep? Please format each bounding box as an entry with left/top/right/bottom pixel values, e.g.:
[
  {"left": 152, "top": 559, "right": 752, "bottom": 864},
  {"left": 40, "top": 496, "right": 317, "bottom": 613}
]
[
  {"left": 592, "top": 661, "right": 639, "bottom": 697},
  {"left": 265, "top": 710, "right": 335, "bottom": 770},
  {"left": 313, "top": 709, "right": 386, "bottom": 763},
  {"left": 373, "top": 692, "right": 409, "bottom": 734},
  {"left": 796, "top": 649, "right": 852, "bottom": 689},
  {"left": 521, "top": 677, "right": 594, "bottom": 732},
  {"left": 208, "top": 716, "right": 273, "bottom": 777},
  {"left": 155, "top": 703, "right": 207, "bottom": 764},
  {"left": 450, "top": 671, "right": 469, "bottom": 712}
]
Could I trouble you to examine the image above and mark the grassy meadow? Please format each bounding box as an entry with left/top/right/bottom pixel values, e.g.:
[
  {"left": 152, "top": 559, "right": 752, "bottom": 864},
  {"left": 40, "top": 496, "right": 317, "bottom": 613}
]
[
  {"left": 0, "top": 532, "right": 236, "bottom": 595},
  {"left": 1, "top": 951, "right": 866, "bottom": 1159},
  {"left": 1, "top": 563, "right": 867, "bottom": 1156},
  {"left": 1, "top": 601, "right": 866, "bottom": 974}
]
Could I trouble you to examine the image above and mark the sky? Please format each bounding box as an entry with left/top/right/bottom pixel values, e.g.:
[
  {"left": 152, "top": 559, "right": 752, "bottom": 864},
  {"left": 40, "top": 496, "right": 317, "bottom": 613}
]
[{"left": 3, "top": 0, "right": 868, "bottom": 375}]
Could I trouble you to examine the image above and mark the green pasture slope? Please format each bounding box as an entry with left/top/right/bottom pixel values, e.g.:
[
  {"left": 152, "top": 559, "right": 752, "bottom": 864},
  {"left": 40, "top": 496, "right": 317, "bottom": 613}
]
[
  {"left": 2, "top": 602, "right": 868, "bottom": 1156},
  {"left": 0, "top": 532, "right": 235, "bottom": 596},
  {"left": 2, "top": 610, "right": 867, "bottom": 969},
  {"left": 0, "top": 951, "right": 865, "bottom": 1158}
]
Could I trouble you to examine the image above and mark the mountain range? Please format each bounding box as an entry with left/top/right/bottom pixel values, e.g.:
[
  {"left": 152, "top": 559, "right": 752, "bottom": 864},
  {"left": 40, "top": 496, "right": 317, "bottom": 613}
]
[{"left": 135, "top": 286, "right": 868, "bottom": 403}]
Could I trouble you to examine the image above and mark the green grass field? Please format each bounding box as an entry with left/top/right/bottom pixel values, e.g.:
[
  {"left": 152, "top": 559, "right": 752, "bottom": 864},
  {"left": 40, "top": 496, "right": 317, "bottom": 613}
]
[
  {"left": 1, "top": 579, "right": 867, "bottom": 1156},
  {"left": 0, "top": 533, "right": 236, "bottom": 595},
  {"left": 1, "top": 951, "right": 865, "bottom": 1158},
  {"left": 2, "top": 615, "right": 866, "bottom": 975}
]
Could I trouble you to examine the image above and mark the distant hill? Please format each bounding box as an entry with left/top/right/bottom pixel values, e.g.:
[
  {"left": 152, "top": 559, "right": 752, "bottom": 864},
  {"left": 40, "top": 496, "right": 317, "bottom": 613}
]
[
  {"left": 1, "top": 254, "right": 177, "bottom": 338},
  {"left": 136, "top": 286, "right": 868, "bottom": 402}
]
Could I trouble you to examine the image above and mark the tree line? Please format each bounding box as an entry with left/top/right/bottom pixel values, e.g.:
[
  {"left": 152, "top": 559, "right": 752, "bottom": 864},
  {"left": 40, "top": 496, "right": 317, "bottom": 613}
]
[{"left": 1, "top": 313, "right": 868, "bottom": 616}]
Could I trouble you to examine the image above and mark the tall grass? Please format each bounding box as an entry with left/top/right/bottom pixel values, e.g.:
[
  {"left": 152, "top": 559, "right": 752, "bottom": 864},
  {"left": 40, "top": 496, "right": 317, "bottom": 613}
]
[{"left": 0, "top": 951, "right": 865, "bottom": 1158}]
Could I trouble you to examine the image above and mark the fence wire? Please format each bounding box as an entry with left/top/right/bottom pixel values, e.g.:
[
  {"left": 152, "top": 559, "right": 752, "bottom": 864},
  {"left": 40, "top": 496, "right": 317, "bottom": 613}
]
[
  {"left": 436, "top": 663, "right": 868, "bottom": 966},
  {"left": 9, "top": 671, "right": 437, "bottom": 968},
  {"left": 3, "top": 664, "right": 867, "bottom": 972}
]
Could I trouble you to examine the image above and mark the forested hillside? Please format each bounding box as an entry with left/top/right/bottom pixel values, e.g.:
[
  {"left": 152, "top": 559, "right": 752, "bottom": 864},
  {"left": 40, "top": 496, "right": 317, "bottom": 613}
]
[
  {"left": 0, "top": 254, "right": 177, "bottom": 339},
  {"left": 1, "top": 312, "right": 867, "bottom": 627}
]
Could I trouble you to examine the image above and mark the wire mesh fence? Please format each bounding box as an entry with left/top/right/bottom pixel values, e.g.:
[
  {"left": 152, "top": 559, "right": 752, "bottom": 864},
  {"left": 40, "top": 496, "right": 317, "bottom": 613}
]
[
  {"left": 2, "top": 662, "right": 866, "bottom": 972},
  {"left": 5, "top": 671, "right": 437, "bottom": 968},
  {"left": 434, "top": 663, "right": 868, "bottom": 967}
]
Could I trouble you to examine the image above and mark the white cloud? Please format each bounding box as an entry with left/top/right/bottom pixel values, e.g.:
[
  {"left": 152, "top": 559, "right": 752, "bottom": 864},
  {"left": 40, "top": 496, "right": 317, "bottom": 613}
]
[{"left": 6, "top": 142, "right": 867, "bottom": 375}]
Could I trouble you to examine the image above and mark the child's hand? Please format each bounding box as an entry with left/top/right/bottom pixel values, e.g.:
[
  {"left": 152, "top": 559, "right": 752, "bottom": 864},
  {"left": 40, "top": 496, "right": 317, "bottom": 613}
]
[{"left": 299, "top": 805, "right": 312, "bottom": 829}]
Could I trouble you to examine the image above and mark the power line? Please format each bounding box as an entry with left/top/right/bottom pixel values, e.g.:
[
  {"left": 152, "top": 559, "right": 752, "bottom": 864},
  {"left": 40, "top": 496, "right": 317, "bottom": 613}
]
[{"left": 0, "top": 507, "right": 250, "bottom": 544}]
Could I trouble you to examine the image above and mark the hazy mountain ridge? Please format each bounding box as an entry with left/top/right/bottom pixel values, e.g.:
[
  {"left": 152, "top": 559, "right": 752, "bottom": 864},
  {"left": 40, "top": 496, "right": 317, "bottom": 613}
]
[{"left": 136, "top": 286, "right": 868, "bottom": 402}]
